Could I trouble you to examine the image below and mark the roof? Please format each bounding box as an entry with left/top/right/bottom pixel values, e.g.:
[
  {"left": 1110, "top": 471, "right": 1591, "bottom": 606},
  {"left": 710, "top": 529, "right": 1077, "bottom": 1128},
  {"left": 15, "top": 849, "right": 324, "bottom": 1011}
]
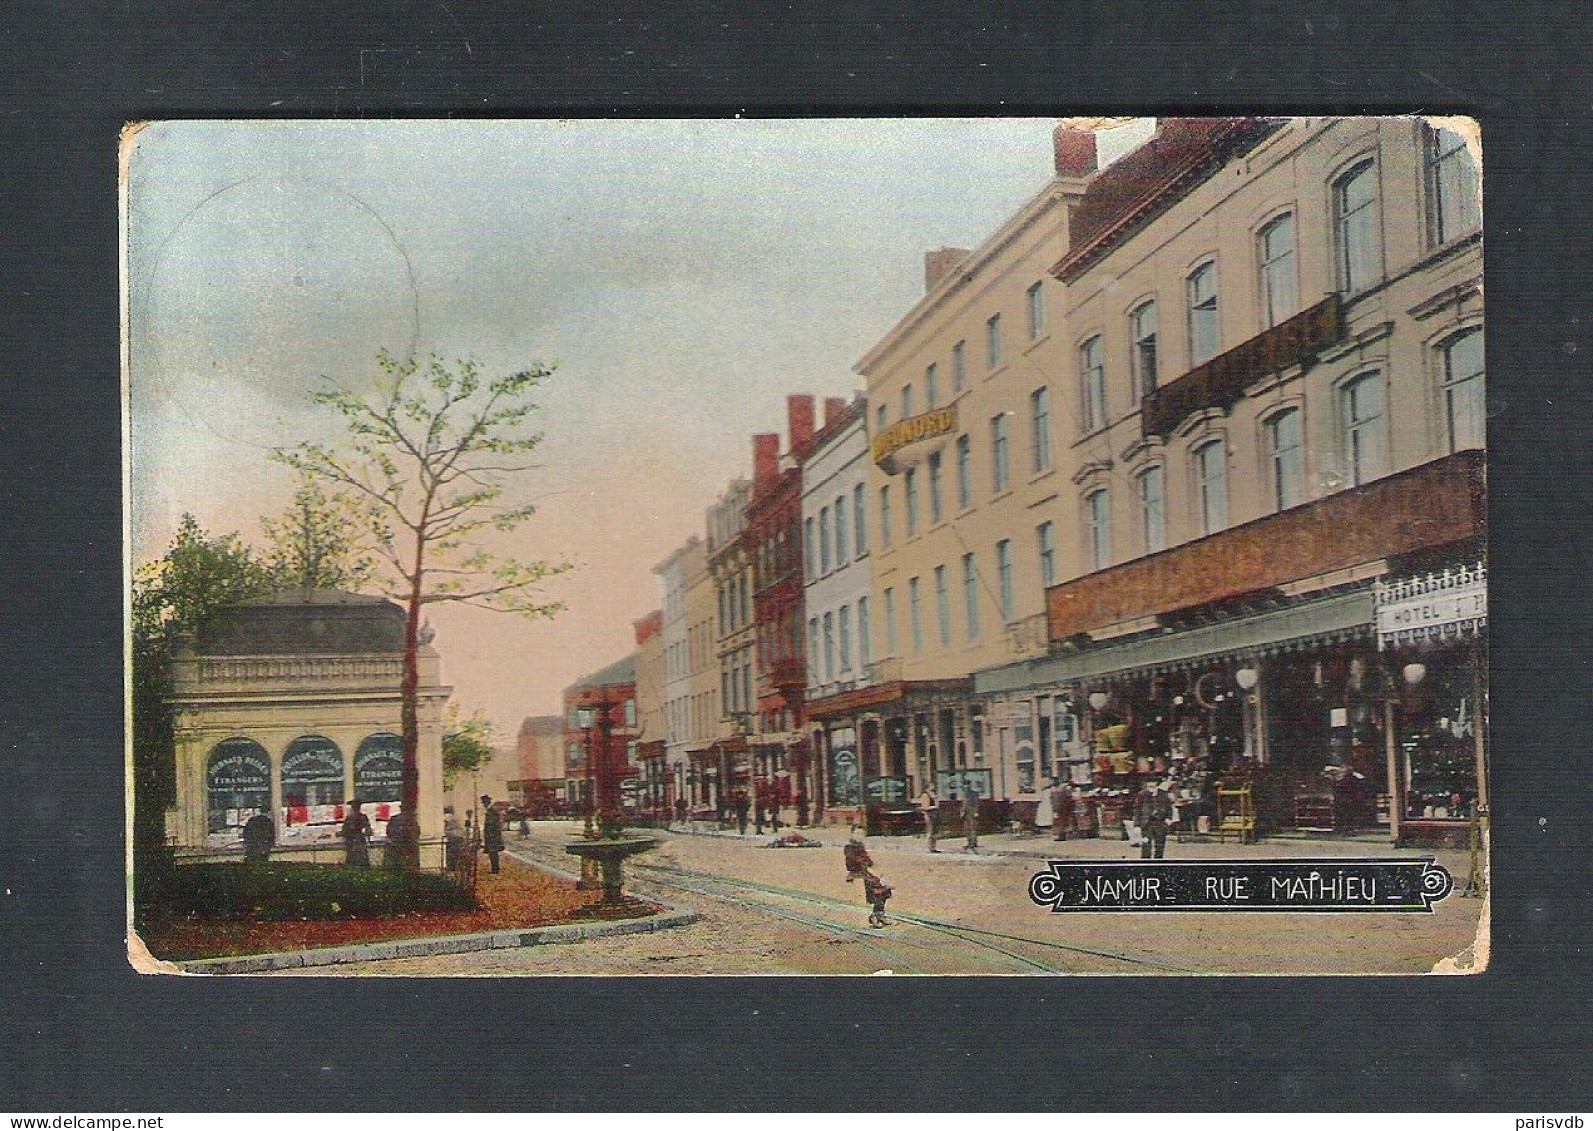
[
  {"left": 567, "top": 653, "right": 637, "bottom": 692},
  {"left": 518, "top": 715, "right": 564, "bottom": 738},
  {"left": 195, "top": 588, "right": 407, "bottom": 656},
  {"left": 1051, "top": 117, "right": 1284, "bottom": 282}
]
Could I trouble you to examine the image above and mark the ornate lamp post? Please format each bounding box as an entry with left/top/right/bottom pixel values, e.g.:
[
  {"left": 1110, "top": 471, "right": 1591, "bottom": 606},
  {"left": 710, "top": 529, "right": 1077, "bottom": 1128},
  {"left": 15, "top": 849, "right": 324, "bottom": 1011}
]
[{"left": 565, "top": 696, "right": 658, "bottom": 917}]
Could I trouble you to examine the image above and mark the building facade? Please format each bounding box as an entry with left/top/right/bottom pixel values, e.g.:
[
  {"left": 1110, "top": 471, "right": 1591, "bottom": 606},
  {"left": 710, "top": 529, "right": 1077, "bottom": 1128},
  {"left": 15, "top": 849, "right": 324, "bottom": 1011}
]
[
  {"left": 166, "top": 589, "right": 450, "bottom": 862},
  {"left": 702, "top": 477, "right": 755, "bottom": 816},
  {"left": 511, "top": 714, "right": 566, "bottom": 815},
  {"left": 975, "top": 116, "right": 1484, "bottom": 843},
  {"left": 630, "top": 608, "right": 666, "bottom": 815},
  {"left": 561, "top": 655, "right": 639, "bottom": 815}
]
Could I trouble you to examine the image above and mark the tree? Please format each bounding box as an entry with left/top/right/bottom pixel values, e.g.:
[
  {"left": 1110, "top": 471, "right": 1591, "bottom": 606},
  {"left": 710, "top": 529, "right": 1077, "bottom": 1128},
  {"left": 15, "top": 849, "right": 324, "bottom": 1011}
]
[
  {"left": 131, "top": 515, "right": 273, "bottom": 905},
  {"left": 260, "top": 475, "right": 376, "bottom": 592},
  {"left": 442, "top": 706, "right": 495, "bottom": 786},
  {"left": 275, "top": 351, "right": 572, "bottom": 863}
]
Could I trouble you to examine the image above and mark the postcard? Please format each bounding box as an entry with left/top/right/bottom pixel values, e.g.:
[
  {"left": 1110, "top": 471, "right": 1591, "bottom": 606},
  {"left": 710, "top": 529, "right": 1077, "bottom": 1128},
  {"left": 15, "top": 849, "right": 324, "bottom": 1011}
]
[{"left": 124, "top": 116, "right": 1486, "bottom": 975}]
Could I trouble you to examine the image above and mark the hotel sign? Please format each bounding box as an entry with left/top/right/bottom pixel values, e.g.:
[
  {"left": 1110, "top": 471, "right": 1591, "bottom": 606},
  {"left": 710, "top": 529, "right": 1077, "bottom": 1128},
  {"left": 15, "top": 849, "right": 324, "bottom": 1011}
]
[
  {"left": 872, "top": 405, "right": 957, "bottom": 472},
  {"left": 1142, "top": 294, "right": 1345, "bottom": 438},
  {"left": 1375, "top": 564, "right": 1487, "bottom": 649}
]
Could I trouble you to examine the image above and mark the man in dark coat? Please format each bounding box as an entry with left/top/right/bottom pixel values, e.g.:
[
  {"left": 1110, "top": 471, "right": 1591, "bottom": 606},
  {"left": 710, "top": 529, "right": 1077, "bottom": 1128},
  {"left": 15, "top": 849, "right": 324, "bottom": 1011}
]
[
  {"left": 734, "top": 790, "right": 751, "bottom": 836},
  {"left": 1134, "top": 781, "right": 1174, "bottom": 859},
  {"left": 962, "top": 783, "right": 981, "bottom": 853},
  {"left": 241, "top": 812, "right": 275, "bottom": 862},
  {"left": 480, "top": 794, "right": 505, "bottom": 874}
]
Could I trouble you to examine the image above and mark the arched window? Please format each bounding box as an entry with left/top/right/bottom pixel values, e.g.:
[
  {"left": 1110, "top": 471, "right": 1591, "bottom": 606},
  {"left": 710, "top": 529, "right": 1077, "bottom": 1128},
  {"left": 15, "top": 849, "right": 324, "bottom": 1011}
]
[
  {"left": 1442, "top": 328, "right": 1485, "bottom": 451},
  {"left": 1187, "top": 262, "right": 1220, "bottom": 364},
  {"left": 1341, "top": 372, "right": 1387, "bottom": 486},
  {"left": 354, "top": 734, "right": 404, "bottom": 810},
  {"left": 1079, "top": 335, "right": 1105, "bottom": 432},
  {"left": 1334, "top": 161, "right": 1380, "bottom": 294},
  {"left": 1136, "top": 465, "right": 1166, "bottom": 553},
  {"left": 281, "top": 735, "right": 345, "bottom": 823},
  {"left": 1194, "top": 438, "right": 1228, "bottom": 534},
  {"left": 1129, "top": 301, "right": 1158, "bottom": 398},
  {"left": 1258, "top": 214, "right": 1298, "bottom": 327},
  {"left": 1427, "top": 126, "right": 1480, "bottom": 244},
  {"left": 206, "top": 738, "right": 271, "bottom": 835},
  {"left": 1265, "top": 408, "right": 1305, "bottom": 511}
]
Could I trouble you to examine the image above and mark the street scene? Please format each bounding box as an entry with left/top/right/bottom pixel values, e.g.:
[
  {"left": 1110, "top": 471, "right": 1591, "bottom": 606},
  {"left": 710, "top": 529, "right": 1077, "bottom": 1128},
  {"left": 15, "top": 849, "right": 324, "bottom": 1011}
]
[{"left": 126, "top": 116, "right": 1486, "bottom": 976}]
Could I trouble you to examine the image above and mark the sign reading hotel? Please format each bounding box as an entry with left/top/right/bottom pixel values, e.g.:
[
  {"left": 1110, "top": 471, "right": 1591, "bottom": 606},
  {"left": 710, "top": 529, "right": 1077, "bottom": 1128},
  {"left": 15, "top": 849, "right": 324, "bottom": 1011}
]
[
  {"left": 1375, "top": 564, "right": 1487, "bottom": 648},
  {"left": 872, "top": 405, "right": 957, "bottom": 473}
]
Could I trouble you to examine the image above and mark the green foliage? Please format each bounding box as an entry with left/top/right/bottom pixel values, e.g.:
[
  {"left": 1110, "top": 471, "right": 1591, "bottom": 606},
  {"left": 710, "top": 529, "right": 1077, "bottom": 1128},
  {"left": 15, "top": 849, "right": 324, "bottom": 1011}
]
[
  {"left": 260, "top": 475, "right": 377, "bottom": 592},
  {"left": 145, "top": 862, "right": 477, "bottom": 925},
  {"left": 443, "top": 706, "right": 495, "bottom": 783}
]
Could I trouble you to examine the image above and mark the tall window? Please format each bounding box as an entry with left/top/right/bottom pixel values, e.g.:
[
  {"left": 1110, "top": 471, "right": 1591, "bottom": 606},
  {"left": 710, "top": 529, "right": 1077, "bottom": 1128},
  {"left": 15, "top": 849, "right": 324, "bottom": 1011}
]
[
  {"left": 1080, "top": 335, "right": 1105, "bottom": 433},
  {"left": 926, "top": 363, "right": 940, "bottom": 408},
  {"left": 952, "top": 340, "right": 967, "bottom": 392},
  {"left": 1427, "top": 126, "right": 1480, "bottom": 245},
  {"left": 1342, "top": 372, "right": 1386, "bottom": 485},
  {"left": 1266, "top": 408, "right": 1305, "bottom": 510},
  {"left": 991, "top": 414, "right": 1010, "bottom": 493},
  {"left": 1443, "top": 328, "right": 1485, "bottom": 451},
  {"left": 908, "top": 577, "right": 923, "bottom": 654},
  {"left": 883, "top": 587, "right": 897, "bottom": 655},
  {"left": 1195, "top": 438, "right": 1228, "bottom": 534},
  {"left": 1086, "top": 488, "right": 1111, "bottom": 571},
  {"left": 834, "top": 495, "right": 848, "bottom": 562},
  {"left": 904, "top": 467, "right": 920, "bottom": 536},
  {"left": 928, "top": 451, "right": 944, "bottom": 523},
  {"left": 962, "top": 553, "right": 980, "bottom": 640},
  {"left": 987, "top": 313, "right": 1003, "bottom": 369},
  {"left": 956, "top": 434, "right": 971, "bottom": 509},
  {"left": 823, "top": 612, "right": 835, "bottom": 681},
  {"left": 1258, "top": 213, "right": 1298, "bottom": 328},
  {"left": 807, "top": 619, "right": 820, "bottom": 682},
  {"left": 839, "top": 605, "right": 852, "bottom": 670},
  {"left": 876, "top": 403, "right": 888, "bottom": 434},
  {"left": 879, "top": 484, "right": 893, "bottom": 548},
  {"left": 1136, "top": 465, "right": 1165, "bottom": 554},
  {"left": 857, "top": 597, "right": 871, "bottom": 668},
  {"left": 853, "top": 483, "right": 867, "bottom": 557},
  {"left": 1334, "top": 161, "right": 1380, "bottom": 294},
  {"left": 996, "top": 539, "right": 1014, "bottom": 621},
  {"left": 1188, "top": 261, "right": 1219, "bottom": 364},
  {"left": 1027, "top": 280, "right": 1046, "bottom": 339},
  {"left": 819, "top": 505, "right": 832, "bottom": 573},
  {"left": 1130, "top": 301, "right": 1158, "bottom": 399},
  {"left": 803, "top": 517, "right": 816, "bottom": 577},
  {"left": 934, "top": 565, "right": 951, "bottom": 647},
  {"left": 1030, "top": 387, "right": 1052, "bottom": 472},
  {"left": 1037, "top": 521, "right": 1057, "bottom": 587},
  {"left": 902, "top": 383, "right": 915, "bottom": 420}
]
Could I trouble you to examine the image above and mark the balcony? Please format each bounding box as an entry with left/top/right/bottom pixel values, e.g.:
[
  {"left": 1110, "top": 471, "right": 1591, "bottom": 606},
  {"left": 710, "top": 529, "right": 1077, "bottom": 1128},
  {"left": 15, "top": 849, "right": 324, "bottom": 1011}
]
[
  {"left": 1005, "top": 613, "right": 1049, "bottom": 656},
  {"left": 757, "top": 657, "right": 807, "bottom": 696},
  {"left": 1141, "top": 295, "right": 1345, "bottom": 439},
  {"left": 1047, "top": 450, "right": 1486, "bottom": 642}
]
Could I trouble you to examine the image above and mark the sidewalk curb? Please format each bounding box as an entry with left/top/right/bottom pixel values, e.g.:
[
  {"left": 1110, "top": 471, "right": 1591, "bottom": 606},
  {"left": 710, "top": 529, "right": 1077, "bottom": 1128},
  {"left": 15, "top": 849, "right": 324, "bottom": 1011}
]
[{"left": 175, "top": 887, "right": 702, "bottom": 975}]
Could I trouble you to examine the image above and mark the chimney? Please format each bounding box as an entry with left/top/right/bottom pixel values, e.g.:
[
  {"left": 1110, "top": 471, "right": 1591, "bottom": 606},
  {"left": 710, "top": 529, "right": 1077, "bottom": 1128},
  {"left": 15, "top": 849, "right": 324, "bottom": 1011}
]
[
  {"left": 924, "top": 247, "right": 970, "bottom": 293},
  {"left": 1053, "top": 124, "right": 1099, "bottom": 179},
  {"left": 787, "top": 394, "right": 816, "bottom": 455},
  {"left": 823, "top": 396, "right": 847, "bottom": 427},
  {"left": 753, "top": 433, "right": 780, "bottom": 491}
]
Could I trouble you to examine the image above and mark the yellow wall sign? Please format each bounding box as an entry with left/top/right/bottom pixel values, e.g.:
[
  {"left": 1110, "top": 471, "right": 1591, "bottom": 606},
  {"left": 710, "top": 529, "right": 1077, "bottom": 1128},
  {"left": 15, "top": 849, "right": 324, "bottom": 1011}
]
[{"left": 872, "top": 405, "right": 957, "bottom": 468}]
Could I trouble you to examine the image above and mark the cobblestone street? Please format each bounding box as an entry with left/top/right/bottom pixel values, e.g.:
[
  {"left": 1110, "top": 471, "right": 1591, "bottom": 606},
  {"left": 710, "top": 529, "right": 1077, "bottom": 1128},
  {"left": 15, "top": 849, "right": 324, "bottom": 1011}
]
[{"left": 283, "top": 821, "right": 1486, "bottom": 976}]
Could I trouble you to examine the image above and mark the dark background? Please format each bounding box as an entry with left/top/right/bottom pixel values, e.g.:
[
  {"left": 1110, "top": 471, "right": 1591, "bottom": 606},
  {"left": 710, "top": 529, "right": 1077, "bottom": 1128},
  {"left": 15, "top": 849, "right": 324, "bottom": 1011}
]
[{"left": 2, "top": 0, "right": 1588, "bottom": 1112}]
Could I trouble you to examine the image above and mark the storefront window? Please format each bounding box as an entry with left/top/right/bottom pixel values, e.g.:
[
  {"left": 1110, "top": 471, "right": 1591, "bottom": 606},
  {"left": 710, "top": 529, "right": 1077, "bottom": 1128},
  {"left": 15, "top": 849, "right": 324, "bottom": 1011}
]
[
  {"left": 1399, "top": 654, "right": 1481, "bottom": 820},
  {"left": 206, "top": 738, "right": 271, "bottom": 835},
  {"left": 828, "top": 727, "right": 861, "bottom": 807},
  {"left": 353, "top": 734, "right": 403, "bottom": 805},
  {"left": 281, "top": 735, "right": 345, "bottom": 823},
  {"left": 1014, "top": 714, "right": 1036, "bottom": 795}
]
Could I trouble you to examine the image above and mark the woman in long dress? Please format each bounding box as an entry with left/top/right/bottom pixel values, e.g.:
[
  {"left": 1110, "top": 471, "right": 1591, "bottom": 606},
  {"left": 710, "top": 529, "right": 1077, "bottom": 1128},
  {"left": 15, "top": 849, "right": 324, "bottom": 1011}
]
[{"left": 339, "top": 798, "right": 372, "bottom": 867}]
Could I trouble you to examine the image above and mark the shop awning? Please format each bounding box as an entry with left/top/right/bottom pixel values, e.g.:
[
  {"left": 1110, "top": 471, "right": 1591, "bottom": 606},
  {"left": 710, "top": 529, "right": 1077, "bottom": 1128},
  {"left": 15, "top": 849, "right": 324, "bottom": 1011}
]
[{"left": 975, "top": 587, "right": 1375, "bottom": 696}]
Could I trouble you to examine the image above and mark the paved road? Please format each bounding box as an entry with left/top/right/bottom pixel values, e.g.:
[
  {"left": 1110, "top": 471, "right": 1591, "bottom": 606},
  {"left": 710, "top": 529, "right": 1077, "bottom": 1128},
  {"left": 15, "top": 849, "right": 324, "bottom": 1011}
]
[{"left": 284, "top": 822, "right": 1486, "bottom": 976}]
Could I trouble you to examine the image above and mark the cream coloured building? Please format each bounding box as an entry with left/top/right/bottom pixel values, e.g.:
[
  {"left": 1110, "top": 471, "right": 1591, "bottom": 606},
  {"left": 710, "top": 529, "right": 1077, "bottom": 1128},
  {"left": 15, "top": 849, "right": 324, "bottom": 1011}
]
[{"left": 166, "top": 590, "right": 450, "bottom": 861}]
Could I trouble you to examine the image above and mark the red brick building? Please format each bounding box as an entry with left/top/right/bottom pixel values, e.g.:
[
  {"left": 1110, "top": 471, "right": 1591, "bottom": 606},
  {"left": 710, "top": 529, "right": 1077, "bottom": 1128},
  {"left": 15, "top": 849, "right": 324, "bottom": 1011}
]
[{"left": 561, "top": 654, "right": 639, "bottom": 815}]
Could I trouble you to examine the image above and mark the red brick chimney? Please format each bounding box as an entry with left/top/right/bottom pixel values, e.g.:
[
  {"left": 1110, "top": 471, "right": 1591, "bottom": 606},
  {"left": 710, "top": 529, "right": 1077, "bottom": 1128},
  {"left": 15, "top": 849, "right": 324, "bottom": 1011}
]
[
  {"left": 823, "top": 396, "right": 847, "bottom": 427},
  {"left": 924, "top": 247, "right": 970, "bottom": 293},
  {"left": 753, "top": 433, "right": 780, "bottom": 491},
  {"left": 1053, "top": 124, "right": 1099, "bottom": 179},
  {"left": 787, "top": 394, "right": 816, "bottom": 455}
]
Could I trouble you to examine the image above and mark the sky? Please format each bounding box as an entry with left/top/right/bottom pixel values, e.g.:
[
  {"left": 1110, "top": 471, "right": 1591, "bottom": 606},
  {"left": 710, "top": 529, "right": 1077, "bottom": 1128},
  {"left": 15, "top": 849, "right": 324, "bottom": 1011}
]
[{"left": 125, "top": 117, "right": 1156, "bottom": 735}]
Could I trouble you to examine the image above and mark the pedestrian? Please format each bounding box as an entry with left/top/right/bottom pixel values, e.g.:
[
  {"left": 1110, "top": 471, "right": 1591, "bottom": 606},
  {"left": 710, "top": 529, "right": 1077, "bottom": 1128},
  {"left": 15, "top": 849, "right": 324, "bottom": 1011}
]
[
  {"left": 383, "top": 808, "right": 416, "bottom": 870},
  {"left": 339, "top": 798, "right": 372, "bottom": 867},
  {"left": 795, "top": 791, "right": 810, "bottom": 829},
  {"left": 519, "top": 808, "right": 530, "bottom": 838},
  {"left": 241, "top": 812, "right": 275, "bottom": 862},
  {"left": 962, "top": 784, "right": 980, "bottom": 853},
  {"left": 674, "top": 795, "right": 688, "bottom": 828},
  {"left": 480, "top": 794, "right": 505, "bottom": 874},
  {"left": 917, "top": 782, "right": 940, "bottom": 852},
  {"left": 444, "top": 807, "right": 464, "bottom": 869},
  {"left": 862, "top": 868, "right": 894, "bottom": 928},
  {"left": 734, "top": 790, "right": 751, "bottom": 836},
  {"left": 1134, "top": 780, "right": 1173, "bottom": 860},
  {"left": 754, "top": 788, "right": 766, "bottom": 835},
  {"left": 843, "top": 826, "right": 873, "bottom": 883},
  {"left": 1052, "top": 780, "right": 1074, "bottom": 842}
]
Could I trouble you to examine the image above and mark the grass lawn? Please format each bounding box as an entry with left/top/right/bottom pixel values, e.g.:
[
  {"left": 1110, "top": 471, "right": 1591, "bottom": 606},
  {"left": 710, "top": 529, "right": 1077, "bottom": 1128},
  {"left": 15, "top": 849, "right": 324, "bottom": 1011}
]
[{"left": 137, "top": 858, "right": 647, "bottom": 962}]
